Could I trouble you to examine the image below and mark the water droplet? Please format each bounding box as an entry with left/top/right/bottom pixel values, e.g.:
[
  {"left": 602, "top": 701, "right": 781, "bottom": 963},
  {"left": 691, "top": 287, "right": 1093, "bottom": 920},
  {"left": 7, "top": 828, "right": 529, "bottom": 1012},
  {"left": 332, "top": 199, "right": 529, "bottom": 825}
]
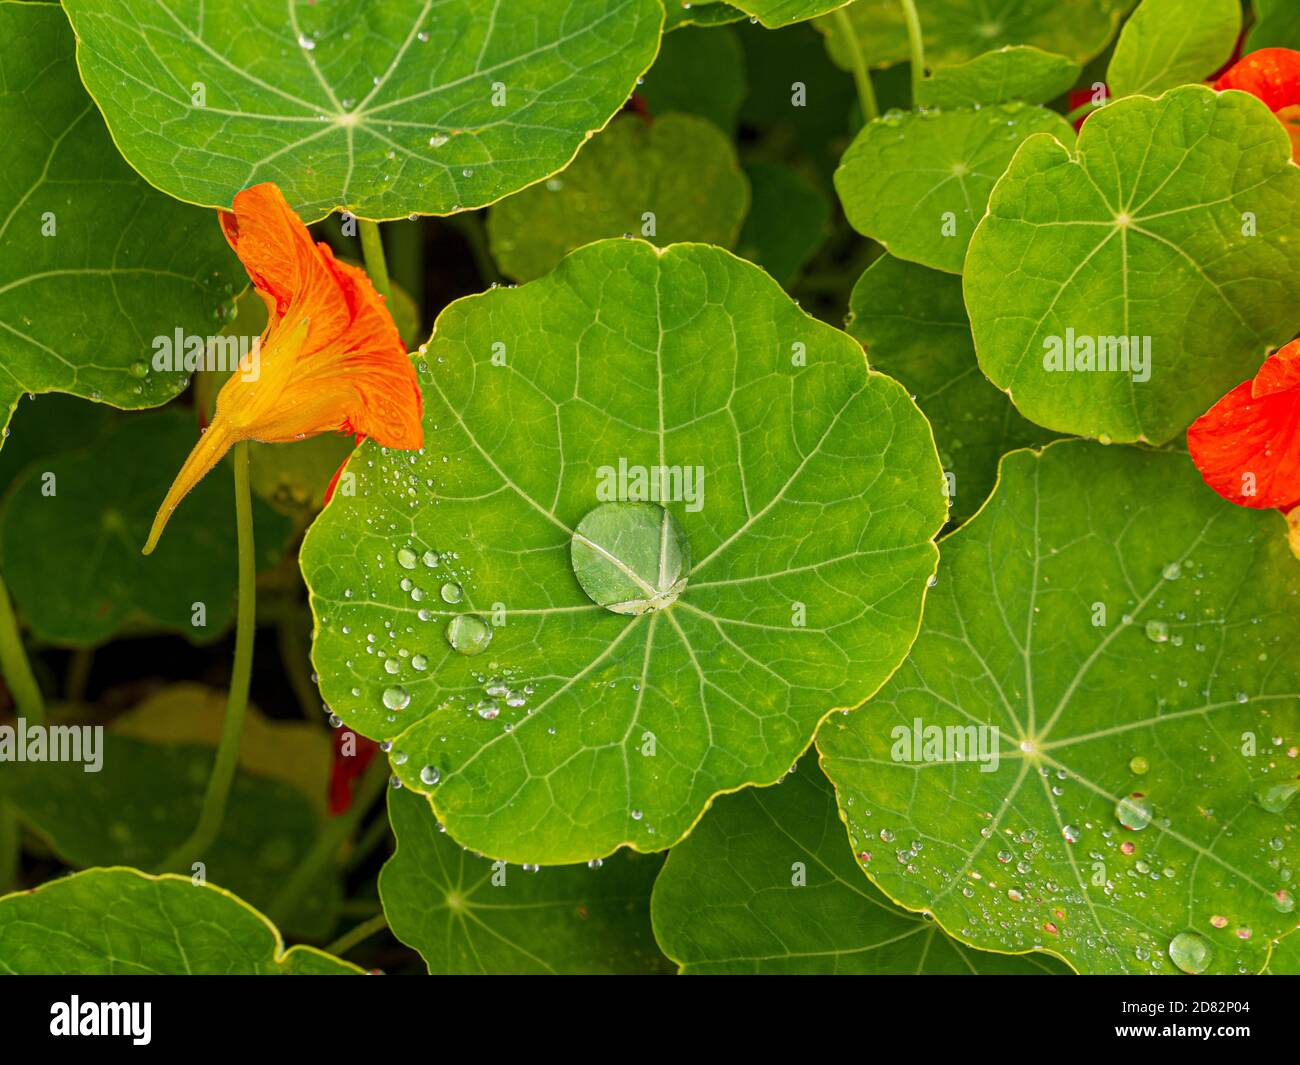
[
  {"left": 1129, "top": 755, "right": 1149, "bottom": 775},
  {"left": 1145, "top": 619, "right": 1169, "bottom": 643},
  {"left": 1256, "top": 780, "right": 1298, "bottom": 813},
  {"left": 1062, "top": 824, "right": 1080, "bottom": 843},
  {"left": 419, "top": 765, "right": 441, "bottom": 786},
  {"left": 587, "top": 858, "right": 603, "bottom": 869},
  {"left": 446, "top": 614, "right": 492, "bottom": 655},
  {"left": 440, "top": 581, "right": 463, "bottom": 604},
  {"left": 570, "top": 502, "right": 688, "bottom": 615},
  {"left": 382, "top": 685, "right": 410, "bottom": 711},
  {"left": 1274, "top": 890, "right": 1295, "bottom": 913},
  {"left": 297, "top": 33, "right": 316, "bottom": 50},
  {"left": 1168, "top": 931, "right": 1212, "bottom": 974},
  {"left": 411, "top": 654, "right": 428, "bottom": 671},
  {"left": 1115, "top": 793, "right": 1153, "bottom": 831},
  {"left": 396, "top": 547, "right": 417, "bottom": 569},
  {"left": 1162, "top": 561, "right": 1181, "bottom": 580}
]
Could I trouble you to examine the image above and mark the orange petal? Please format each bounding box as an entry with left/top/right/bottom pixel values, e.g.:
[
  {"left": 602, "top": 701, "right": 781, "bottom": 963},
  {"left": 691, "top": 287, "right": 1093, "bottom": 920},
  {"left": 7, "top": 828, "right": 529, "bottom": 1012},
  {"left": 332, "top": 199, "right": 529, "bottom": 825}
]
[
  {"left": 1187, "top": 340, "right": 1300, "bottom": 512},
  {"left": 1215, "top": 48, "right": 1300, "bottom": 112}
]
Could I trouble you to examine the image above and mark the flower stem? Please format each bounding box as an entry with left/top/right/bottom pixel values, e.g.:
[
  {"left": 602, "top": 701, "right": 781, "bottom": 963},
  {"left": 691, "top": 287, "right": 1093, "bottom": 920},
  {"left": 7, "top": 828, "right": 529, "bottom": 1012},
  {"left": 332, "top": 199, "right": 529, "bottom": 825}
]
[
  {"left": 325, "top": 912, "right": 389, "bottom": 958},
  {"left": 358, "top": 219, "right": 393, "bottom": 303},
  {"left": 0, "top": 569, "right": 44, "bottom": 726},
  {"left": 832, "top": 7, "right": 879, "bottom": 123},
  {"left": 268, "top": 756, "right": 389, "bottom": 927},
  {"left": 899, "top": 0, "right": 925, "bottom": 105},
  {"left": 156, "top": 442, "right": 256, "bottom": 873}
]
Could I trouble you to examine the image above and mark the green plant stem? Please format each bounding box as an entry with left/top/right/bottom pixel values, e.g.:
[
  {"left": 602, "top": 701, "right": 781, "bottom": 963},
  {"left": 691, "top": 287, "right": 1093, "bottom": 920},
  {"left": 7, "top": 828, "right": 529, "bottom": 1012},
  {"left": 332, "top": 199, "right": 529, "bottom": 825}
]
[
  {"left": 898, "top": 0, "right": 925, "bottom": 105},
  {"left": 1064, "top": 99, "right": 1104, "bottom": 124},
  {"left": 156, "top": 443, "right": 256, "bottom": 873},
  {"left": 64, "top": 647, "right": 93, "bottom": 703},
  {"left": 325, "top": 912, "right": 389, "bottom": 958},
  {"left": 268, "top": 757, "right": 388, "bottom": 926},
  {"left": 0, "top": 570, "right": 44, "bottom": 726},
  {"left": 832, "top": 8, "right": 879, "bottom": 123},
  {"left": 358, "top": 219, "right": 393, "bottom": 303}
]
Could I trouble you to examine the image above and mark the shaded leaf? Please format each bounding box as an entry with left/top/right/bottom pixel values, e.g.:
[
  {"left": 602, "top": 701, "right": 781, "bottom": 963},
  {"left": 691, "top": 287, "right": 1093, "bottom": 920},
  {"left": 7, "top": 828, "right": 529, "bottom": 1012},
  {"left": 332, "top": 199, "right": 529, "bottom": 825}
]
[
  {"left": 1107, "top": 0, "right": 1241, "bottom": 99},
  {"left": 736, "top": 161, "right": 831, "bottom": 285},
  {"left": 917, "top": 46, "right": 1081, "bottom": 108},
  {"left": 640, "top": 26, "right": 747, "bottom": 132}
]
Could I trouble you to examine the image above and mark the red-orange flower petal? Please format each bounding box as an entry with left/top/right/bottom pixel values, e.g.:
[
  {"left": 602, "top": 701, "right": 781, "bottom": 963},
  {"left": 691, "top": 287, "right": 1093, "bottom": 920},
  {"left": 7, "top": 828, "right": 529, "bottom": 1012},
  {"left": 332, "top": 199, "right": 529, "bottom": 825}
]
[
  {"left": 1214, "top": 48, "right": 1300, "bottom": 158},
  {"left": 143, "top": 183, "right": 422, "bottom": 554},
  {"left": 1187, "top": 339, "right": 1300, "bottom": 512}
]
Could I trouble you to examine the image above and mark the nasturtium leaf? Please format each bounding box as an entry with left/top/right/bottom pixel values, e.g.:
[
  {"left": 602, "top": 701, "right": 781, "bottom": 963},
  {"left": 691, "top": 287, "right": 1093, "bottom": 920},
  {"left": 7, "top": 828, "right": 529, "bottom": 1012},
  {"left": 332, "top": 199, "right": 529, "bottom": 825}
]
[
  {"left": 113, "top": 683, "right": 333, "bottom": 816},
  {"left": 651, "top": 758, "right": 1071, "bottom": 973},
  {"left": 663, "top": 0, "right": 746, "bottom": 30},
  {"left": 835, "top": 104, "right": 1074, "bottom": 274},
  {"left": 639, "top": 26, "right": 747, "bottom": 132},
  {"left": 61, "top": 0, "right": 664, "bottom": 221},
  {"left": 0, "top": 729, "right": 342, "bottom": 938},
  {"left": 0, "top": 3, "right": 240, "bottom": 441},
  {"left": 488, "top": 114, "right": 748, "bottom": 282},
  {"left": 1247, "top": 0, "right": 1300, "bottom": 52},
  {"left": 916, "top": 46, "right": 1082, "bottom": 108},
  {"left": 848, "top": 255, "right": 1057, "bottom": 525},
  {"left": 1264, "top": 932, "right": 1300, "bottom": 974},
  {"left": 1106, "top": 0, "right": 1241, "bottom": 99},
  {"left": 818, "top": 440, "right": 1300, "bottom": 976},
  {"left": 964, "top": 85, "right": 1300, "bottom": 444},
  {"left": 0, "top": 869, "right": 360, "bottom": 975},
  {"left": 0, "top": 410, "right": 291, "bottom": 645},
  {"left": 302, "top": 238, "right": 946, "bottom": 865},
  {"left": 727, "top": 0, "right": 850, "bottom": 30},
  {"left": 736, "top": 161, "right": 831, "bottom": 286},
  {"left": 819, "top": 0, "right": 1125, "bottom": 73},
  {"left": 0, "top": 394, "right": 116, "bottom": 496},
  {"left": 380, "top": 787, "right": 668, "bottom": 973}
]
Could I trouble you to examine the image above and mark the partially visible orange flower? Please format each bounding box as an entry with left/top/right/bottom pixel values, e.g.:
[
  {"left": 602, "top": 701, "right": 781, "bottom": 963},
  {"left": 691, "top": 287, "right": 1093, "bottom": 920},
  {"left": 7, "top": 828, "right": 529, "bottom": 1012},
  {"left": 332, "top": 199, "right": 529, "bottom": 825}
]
[
  {"left": 1214, "top": 48, "right": 1300, "bottom": 159},
  {"left": 1187, "top": 338, "right": 1300, "bottom": 518},
  {"left": 143, "top": 183, "right": 422, "bottom": 554}
]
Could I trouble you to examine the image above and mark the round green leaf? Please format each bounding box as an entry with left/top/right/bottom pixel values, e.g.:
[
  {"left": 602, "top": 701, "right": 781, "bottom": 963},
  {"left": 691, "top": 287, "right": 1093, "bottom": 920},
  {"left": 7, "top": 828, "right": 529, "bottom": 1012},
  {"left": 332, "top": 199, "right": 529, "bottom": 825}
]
[
  {"left": 917, "top": 46, "right": 1082, "bottom": 109},
  {"left": 62, "top": 0, "right": 664, "bottom": 221},
  {"left": 651, "top": 758, "right": 1073, "bottom": 973},
  {"left": 487, "top": 113, "right": 749, "bottom": 282},
  {"left": 819, "top": 440, "right": 1300, "bottom": 975},
  {"left": 301, "top": 239, "right": 946, "bottom": 865},
  {"left": 0, "top": 3, "right": 240, "bottom": 438},
  {"left": 380, "top": 787, "right": 668, "bottom": 973},
  {"left": 0, "top": 869, "right": 360, "bottom": 975},
  {"left": 835, "top": 103, "right": 1074, "bottom": 274},
  {"left": 639, "top": 26, "right": 747, "bottom": 132},
  {"left": 964, "top": 85, "right": 1300, "bottom": 444},
  {"left": 0, "top": 410, "right": 291, "bottom": 646},
  {"left": 1107, "top": 0, "right": 1241, "bottom": 99},
  {"left": 848, "top": 255, "right": 1057, "bottom": 525},
  {"left": 819, "top": 0, "right": 1125, "bottom": 72},
  {"left": 736, "top": 161, "right": 831, "bottom": 286}
]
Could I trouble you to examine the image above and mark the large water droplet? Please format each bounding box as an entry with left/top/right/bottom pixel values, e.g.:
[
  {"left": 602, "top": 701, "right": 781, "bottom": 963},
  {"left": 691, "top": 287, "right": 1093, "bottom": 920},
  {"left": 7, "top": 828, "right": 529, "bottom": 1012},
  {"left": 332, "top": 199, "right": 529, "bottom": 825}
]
[
  {"left": 1168, "top": 931, "right": 1212, "bottom": 974},
  {"left": 396, "top": 547, "right": 417, "bottom": 570},
  {"left": 440, "top": 581, "right": 463, "bottom": 604},
  {"left": 1256, "top": 780, "right": 1298, "bottom": 813},
  {"left": 382, "top": 685, "right": 410, "bottom": 711},
  {"left": 570, "top": 502, "right": 689, "bottom": 615},
  {"left": 446, "top": 614, "right": 492, "bottom": 655},
  {"left": 1115, "top": 793, "right": 1153, "bottom": 831},
  {"left": 419, "top": 765, "right": 441, "bottom": 786},
  {"left": 1144, "top": 619, "right": 1169, "bottom": 643}
]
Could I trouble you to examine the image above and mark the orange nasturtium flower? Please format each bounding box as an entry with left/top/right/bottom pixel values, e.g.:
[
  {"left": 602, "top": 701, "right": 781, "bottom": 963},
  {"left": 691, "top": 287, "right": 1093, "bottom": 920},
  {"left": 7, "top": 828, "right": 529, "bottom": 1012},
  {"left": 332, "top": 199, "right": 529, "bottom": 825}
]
[
  {"left": 1214, "top": 47, "right": 1300, "bottom": 159},
  {"left": 143, "top": 183, "right": 423, "bottom": 554},
  {"left": 1187, "top": 339, "right": 1300, "bottom": 556}
]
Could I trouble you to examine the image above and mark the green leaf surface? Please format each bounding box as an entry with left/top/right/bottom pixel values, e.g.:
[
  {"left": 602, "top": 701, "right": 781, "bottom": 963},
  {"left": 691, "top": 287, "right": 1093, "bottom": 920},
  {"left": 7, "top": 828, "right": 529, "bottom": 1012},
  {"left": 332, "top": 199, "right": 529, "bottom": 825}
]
[
  {"left": 301, "top": 238, "right": 946, "bottom": 865},
  {"left": 0, "top": 394, "right": 116, "bottom": 496},
  {"left": 0, "top": 869, "right": 359, "bottom": 975},
  {"left": 0, "top": 728, "right": 342, "bottom": 939},
  {"left": 818, "top": 440, "right": 1300, "bottom": 975},
  {"left": 1247, "top": 0, "right": 1300, "bottom": 51},
  {"left": 61, "top": 0, "right": 665, "bottom": 221},
  {"left": 0, "top": 2, "right": 240, "bottom": 439},
  {"left": 652, "top": 758, "right": 1072, "bottom": 972},
  {"left": 487, "top": 113, "right": 749, "bottom": 282},
  {"left": 735, "top": 161, "right": 831, "bottom": 286},
  {"left": 819, "top": 0, "right": 1124, "bottom": 72},
  {"left": 729, "top": 0, "right": 850, "bottom": 30},
  {"left": 964, "top": 85, "right": 1300, "bottom": 444},
  {"left": 663, "top": 0, "right": 746, "bottom": 29},
  {"left": 1106, "top": 0, "right": 1240, "bottom": 99},
  {"left": 640, "top": 26, "right": 747, "bottom": 132},
  {"left": 835, "top": 103, "right": 1074, "bottom": 274},
  {"left": 380, "top": 787, "right": 668, "bottom": 973},
  {"left": 1264, "top": 931, "right": 1300, "bottom": 974},
  {"left": 848, "top": 255, "right": 1057, "bottom": 526},
  {"left": 917, "top": 46, "right": 1081, "bottom": 108},
  {"left": 0, "top": 410, "right": 291, "bottom": 646}
]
